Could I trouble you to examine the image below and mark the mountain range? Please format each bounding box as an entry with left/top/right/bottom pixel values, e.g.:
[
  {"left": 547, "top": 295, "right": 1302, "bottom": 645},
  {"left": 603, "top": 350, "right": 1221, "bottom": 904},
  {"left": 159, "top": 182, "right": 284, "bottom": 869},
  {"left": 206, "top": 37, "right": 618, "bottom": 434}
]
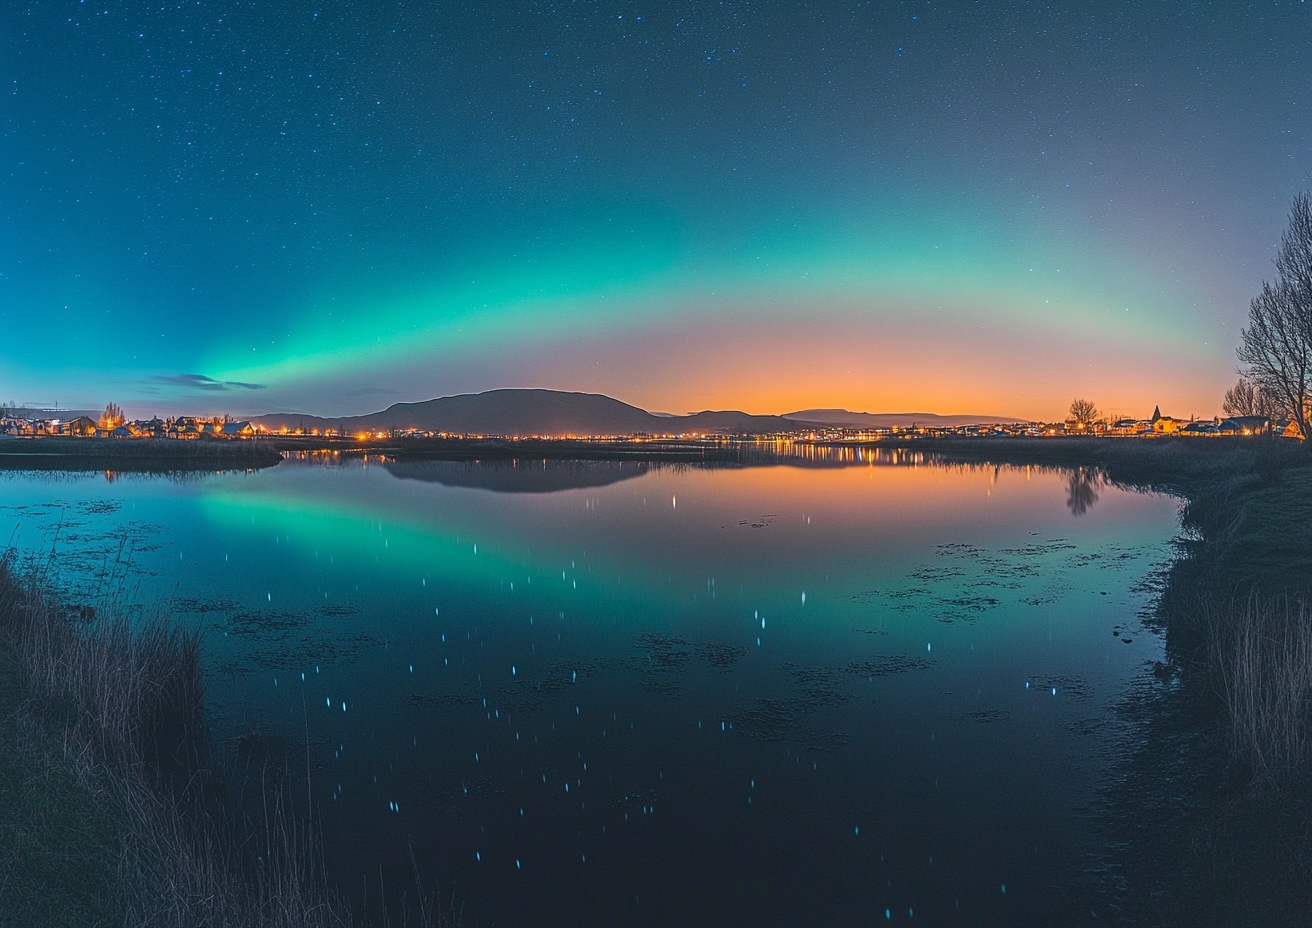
[{"left": 252, "top": 389, "right": 1022, "bottom": 437}]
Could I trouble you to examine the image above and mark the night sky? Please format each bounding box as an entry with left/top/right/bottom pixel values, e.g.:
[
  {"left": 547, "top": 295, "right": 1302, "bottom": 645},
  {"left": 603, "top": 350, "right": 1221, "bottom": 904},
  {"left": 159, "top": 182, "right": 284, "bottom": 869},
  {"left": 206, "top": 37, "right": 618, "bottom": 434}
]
[{"left": 4, "top": 1, "right": 1310, "bottom": 420}]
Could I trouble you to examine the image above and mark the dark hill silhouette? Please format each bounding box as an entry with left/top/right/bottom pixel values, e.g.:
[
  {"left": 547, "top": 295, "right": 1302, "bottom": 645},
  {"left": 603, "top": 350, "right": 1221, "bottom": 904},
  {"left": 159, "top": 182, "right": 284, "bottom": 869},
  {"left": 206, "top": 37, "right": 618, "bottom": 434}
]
[
  {"left": 787, "top": 408, "right": 1023, "bottom": 428},
  {"left": 255, "top": 389, "right": 813, "bottom": 436},
  {"left": 366, "top": 389, "right": 657, "bottom": 435},
  {"left": 252, "top": 390, "right": 1021, "bottom": 437}
]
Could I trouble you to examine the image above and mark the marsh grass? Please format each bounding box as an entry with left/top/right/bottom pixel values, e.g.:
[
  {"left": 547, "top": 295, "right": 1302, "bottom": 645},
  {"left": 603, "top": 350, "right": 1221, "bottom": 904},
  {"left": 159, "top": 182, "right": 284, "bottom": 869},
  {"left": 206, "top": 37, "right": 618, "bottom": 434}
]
[
  {"left": 0, "top": 638, "right": 123, "bottom": 927},
  {"left": 0, "top": 551, "right": 453, "bottom": 927},
  {"left": 1211, "top": 596, "right": 1312, "bottom": 785}
]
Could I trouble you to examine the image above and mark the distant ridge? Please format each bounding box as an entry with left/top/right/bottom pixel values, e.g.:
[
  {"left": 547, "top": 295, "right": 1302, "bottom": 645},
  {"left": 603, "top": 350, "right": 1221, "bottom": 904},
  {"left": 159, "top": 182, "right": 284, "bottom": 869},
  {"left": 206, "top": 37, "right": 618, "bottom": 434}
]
[
  {"left": 253, "top": 390, "right": 1023, "bottom": 437},
  {"left": 787, "top": 408, "right": 1024, "bottom": 429}
]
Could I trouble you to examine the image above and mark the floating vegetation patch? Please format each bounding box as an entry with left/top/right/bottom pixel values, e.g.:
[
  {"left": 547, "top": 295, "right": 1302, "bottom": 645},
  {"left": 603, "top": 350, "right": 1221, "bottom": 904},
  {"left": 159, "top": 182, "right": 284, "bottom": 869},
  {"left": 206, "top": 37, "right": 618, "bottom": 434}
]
[
  {"left": 701, "top": 642, "right": 747, "bottom": 668},
  {"left": 963, "top": 709, "right": 1011, "bottom": 723},
  {"left": 1066, "top": 543, "right": 1147, "bottom": 573},
  {"left": 844, "top": 655, "right": 936, "bottom": 676},
  {"left": 120, "top": 520, "right": 167, "bottom": 552},
  {"left": 235, "top": 630, "right": 385, "bottom": 671},
  {"left": 849, "top": 625, "right": 888, "bottom": 636},
  {"left": 782, "top": 664, "right": 840, "bottom": 686},
  {"left": 942, "top": 595, "right": 1000, "bottom": 611},
  {"left": 738, "top": 513, "right": 777, "bottom": 529},
  {"left": 224, "top": 609, "right": 314, "bottom": 638},
  {"left": 937, "top": 594, "right": 1004, "bottom": 624},
  {"left": 77, "top": 499, "right": 121, "bottom": 515},
  {"left": 997, "top": 539, "right": 1077, "bottom": 557},
  {"left": 850, "top": 590, "right": 882, "bottom": 605},
  {"left": 635, "top": 633, "right": 745, "bottom": 672},
  {"left": 731, "top": 699, "right": 796, "bottom": 741},
  {"left": 883, "top": 587, "right": 933, "bottom": 613},
  {"left": 1025, "top": 673, "right": 1094, "bottom": 701},
  {"left": 171, "top": 595, "right": 240, "bottom": 614},
  {"left": 635, "top": 632, "right": 689, "bottom": 650},
  {"left": 907, "top": 565, "right": 965, "bottom": 582},
  {"left": 1064, "top": 718, "right": 1104, "bottom": 736},
  {"left": 972, "top": 577, "right": 1025, "bottom": 591},
  {"left": 318, "top": 600, "right": 360, "bottom": 617},
  {"left": 645, "top": 649, "right": 691, "bottom": 671},
  {"left": 936, "top": 543, "right": 984, "bottom": 557}
]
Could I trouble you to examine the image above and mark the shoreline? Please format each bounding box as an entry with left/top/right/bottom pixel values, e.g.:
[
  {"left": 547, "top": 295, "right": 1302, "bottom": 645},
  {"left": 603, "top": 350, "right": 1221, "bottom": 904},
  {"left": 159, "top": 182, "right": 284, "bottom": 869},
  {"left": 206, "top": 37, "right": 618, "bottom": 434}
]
[
  {"left": 0, "top": 437, "right": 285, "bottom": 471},
  {"left": 270, "top": 435, "right": 743, "bottom": 462}
]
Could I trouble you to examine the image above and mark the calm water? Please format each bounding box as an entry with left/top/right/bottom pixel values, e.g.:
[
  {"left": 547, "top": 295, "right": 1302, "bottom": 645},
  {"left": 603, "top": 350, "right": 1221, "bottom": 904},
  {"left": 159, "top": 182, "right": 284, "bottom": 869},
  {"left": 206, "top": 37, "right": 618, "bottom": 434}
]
[{"left": 3, "top": 450, "right": 1181, "bottom": 926}]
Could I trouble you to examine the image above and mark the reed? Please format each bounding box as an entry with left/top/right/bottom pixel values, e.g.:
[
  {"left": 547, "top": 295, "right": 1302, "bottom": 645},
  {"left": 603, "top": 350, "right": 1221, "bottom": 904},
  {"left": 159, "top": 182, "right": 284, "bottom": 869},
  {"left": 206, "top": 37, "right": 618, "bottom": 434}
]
[
  {"left": 1212, "top": 595, "right": 1312, "bottom": 785},
  {"left": 0, "top": 553, "right": 376, "bottom": 927}
]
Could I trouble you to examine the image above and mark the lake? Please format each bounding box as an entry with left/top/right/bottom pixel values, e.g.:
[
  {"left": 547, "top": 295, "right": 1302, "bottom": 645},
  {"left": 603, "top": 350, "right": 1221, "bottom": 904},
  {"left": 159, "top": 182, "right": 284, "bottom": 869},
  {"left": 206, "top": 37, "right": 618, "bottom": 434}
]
[{"left": 2, "top": 447, "right": 1182, "bottom": 926}]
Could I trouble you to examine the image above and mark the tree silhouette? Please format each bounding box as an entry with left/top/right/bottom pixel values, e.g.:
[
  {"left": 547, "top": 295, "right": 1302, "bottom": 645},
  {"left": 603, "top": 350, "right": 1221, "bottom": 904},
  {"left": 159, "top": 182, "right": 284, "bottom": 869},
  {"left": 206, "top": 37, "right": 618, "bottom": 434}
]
[
  {"left": 1065, "top": 467, "right": 1104, "bottom": 516},
  {"left": 1222, "top": 376, "right": 1276, "bottom": 419},
  {"left": 1068, "top": 398, "right": 1099, "bottom": 430},
  {"left": 99, "top": 402, "right": 124, "bottom": 429},
  {"left": 1237, "top": 192, "right": 1312, "bottom": 439}
]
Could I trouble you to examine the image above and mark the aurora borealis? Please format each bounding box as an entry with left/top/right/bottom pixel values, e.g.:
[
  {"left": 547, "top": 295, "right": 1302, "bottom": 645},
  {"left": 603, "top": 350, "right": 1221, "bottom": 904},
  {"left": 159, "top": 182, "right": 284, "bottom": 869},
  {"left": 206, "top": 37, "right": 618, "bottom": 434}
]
[{"left": 4, "top": 2, "right": 1310, "bottom": 420}]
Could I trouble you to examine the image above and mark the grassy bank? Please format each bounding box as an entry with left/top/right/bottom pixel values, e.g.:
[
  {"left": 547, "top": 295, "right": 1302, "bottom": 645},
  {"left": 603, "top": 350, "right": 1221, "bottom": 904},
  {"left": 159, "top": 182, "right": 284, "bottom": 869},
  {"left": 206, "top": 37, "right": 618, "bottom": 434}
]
[{"left": 0, "top": 554, "right": 363, "bottom": 928}]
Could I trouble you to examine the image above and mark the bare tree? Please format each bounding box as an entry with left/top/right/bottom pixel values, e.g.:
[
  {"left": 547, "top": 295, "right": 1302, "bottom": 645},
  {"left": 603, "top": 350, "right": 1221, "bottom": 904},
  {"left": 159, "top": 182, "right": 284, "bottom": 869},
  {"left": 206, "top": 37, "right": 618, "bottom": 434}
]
[
  {"left": 1222, "top": 376, "right": 1277, "bottom": 419},
  {"left": 1237, "top": 192, "right": 1312, "bottom": 439},
  {"left": 1068, "top": 398, "right": 1099, "bottom": 430}
]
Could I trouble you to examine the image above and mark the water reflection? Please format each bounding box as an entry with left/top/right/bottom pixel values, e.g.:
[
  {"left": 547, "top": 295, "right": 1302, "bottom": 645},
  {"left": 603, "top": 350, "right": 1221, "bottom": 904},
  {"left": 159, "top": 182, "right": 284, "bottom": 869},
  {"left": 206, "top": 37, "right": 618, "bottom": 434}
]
[
  {"left": 372, "top": 443, "right": 1115, "bottom": 518},
  {"left": 1066, "top": 466, "right": 1107, "bottom": 516},
  {"left": 0, "top": 453, "right": 1180, "bottom": 925},
  {"left": 383, "top": 458, "right": 664, "bottom": 493}
]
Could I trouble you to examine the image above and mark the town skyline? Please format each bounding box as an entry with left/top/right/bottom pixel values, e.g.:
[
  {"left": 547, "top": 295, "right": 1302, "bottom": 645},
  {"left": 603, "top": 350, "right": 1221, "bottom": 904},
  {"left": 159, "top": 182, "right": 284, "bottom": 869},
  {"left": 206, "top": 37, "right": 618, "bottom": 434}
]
[{"left": 0, "top": 385, "right": 1273, "bottom": 441}]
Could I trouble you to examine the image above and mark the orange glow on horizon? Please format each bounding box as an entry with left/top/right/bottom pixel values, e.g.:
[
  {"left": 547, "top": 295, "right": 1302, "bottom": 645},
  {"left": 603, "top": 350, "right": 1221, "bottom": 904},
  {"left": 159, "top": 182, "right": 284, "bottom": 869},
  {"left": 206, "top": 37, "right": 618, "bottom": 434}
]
[{"left": 481, "top": 309, "right": 1234, "bottom": 423}]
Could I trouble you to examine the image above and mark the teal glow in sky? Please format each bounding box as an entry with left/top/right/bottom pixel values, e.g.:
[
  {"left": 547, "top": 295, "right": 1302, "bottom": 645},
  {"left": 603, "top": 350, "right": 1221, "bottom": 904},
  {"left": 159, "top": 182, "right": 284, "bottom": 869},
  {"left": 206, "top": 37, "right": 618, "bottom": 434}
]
[{"left": 3, "top": 2, "right": 1309, "bottom": 419}]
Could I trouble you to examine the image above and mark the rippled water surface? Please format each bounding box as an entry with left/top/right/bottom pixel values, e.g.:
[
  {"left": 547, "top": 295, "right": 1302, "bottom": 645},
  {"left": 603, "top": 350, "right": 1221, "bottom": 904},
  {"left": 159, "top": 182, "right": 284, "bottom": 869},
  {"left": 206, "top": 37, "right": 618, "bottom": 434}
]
[{"left": 3, "top": 451, "right": 1182, "bottom": 925}]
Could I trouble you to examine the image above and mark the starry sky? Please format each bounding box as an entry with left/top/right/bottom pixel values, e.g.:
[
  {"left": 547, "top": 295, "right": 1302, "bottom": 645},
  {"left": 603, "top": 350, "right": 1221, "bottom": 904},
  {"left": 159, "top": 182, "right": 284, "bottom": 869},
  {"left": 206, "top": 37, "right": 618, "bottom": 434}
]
[{"left": 3, "top": 1, "right": 1310, "bottom": 420}]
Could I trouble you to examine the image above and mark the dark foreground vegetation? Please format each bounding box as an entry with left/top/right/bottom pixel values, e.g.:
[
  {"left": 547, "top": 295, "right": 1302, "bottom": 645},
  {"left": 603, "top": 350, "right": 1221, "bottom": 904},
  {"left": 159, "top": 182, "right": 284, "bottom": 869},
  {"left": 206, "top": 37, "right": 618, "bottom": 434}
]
[{"left": 0, "top": 555, "right": 454, "bottom": 928}]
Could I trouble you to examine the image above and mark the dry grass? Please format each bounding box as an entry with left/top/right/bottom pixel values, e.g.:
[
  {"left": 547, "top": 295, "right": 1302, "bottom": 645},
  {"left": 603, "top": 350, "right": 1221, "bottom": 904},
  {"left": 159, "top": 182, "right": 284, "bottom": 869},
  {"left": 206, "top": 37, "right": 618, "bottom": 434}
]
[
  {"left": 1213, "top": 595, "right": 1312, "bottom": 785},
  {"left": 0, "top": 552, "right": 403, "bottom": 928}
]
